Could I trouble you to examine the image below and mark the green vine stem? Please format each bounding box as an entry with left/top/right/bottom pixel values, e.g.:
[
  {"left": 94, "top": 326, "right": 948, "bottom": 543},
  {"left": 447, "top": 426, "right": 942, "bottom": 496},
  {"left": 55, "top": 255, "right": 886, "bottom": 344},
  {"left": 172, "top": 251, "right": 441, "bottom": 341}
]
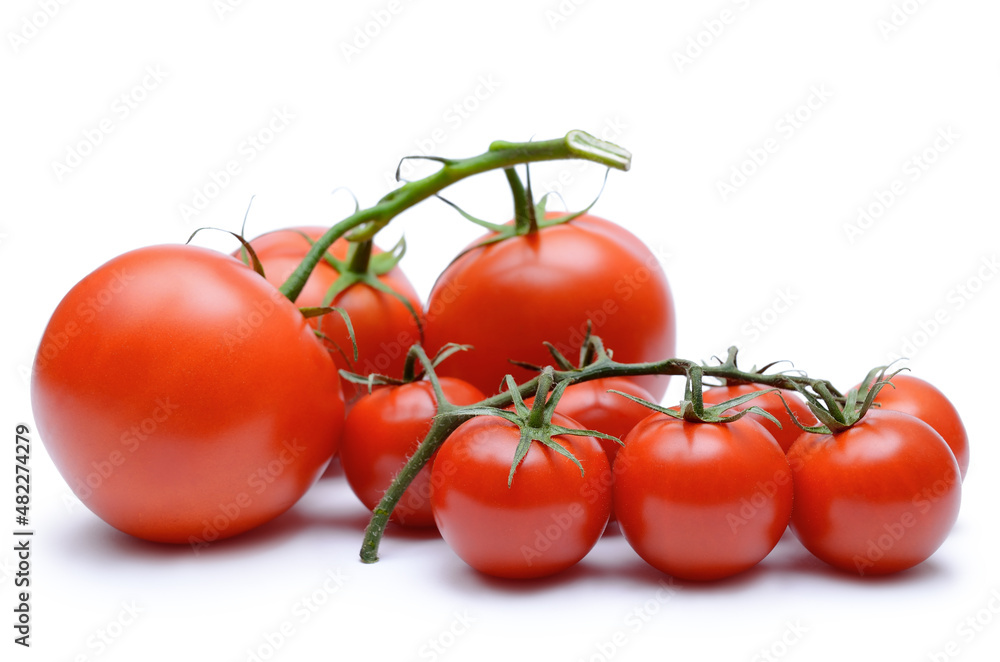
[
  {"left": 359, "top": 344, "right": 845, "bottom": 564},
  {"left": 279, "top": 131, "right": 632, "bottom": 302}
]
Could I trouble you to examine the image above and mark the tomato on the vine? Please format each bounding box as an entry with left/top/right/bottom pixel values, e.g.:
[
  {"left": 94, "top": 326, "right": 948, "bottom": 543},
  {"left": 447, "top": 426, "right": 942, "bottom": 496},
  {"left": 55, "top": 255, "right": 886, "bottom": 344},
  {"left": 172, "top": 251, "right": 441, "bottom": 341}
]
[
  {"left": 787, "top": 408, "right": 961, "bottom": 576},
  {"left": 423, "top": 213, "right": 675, "bottom": 400},
  {"left": 613, "top": 412, "right": 792, "bottom": 581},
  {"left": 430, "top": 413, "right": 611, "bottom": 579},
  {"left": 702, "top": 384, "right": 816, "bottom": 453},
  {"left": 868, "top": 374, "right": 969, "bottom": 481},
  {"left": 339, "top": 377, "right": 485, "bottom": 527},
  {"left": 238, "top": 226, "right": 422, "bottom": 405},
  {"left": 31, "top": 245, "right": 344, "bottom": 544}
]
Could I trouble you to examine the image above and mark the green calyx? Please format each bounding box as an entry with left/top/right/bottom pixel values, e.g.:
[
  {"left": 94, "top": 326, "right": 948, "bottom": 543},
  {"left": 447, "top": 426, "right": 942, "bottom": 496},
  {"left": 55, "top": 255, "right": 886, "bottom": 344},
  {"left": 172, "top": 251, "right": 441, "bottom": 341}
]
[
  {"left": 449, "top": 368, "right": 620, "bottom": 487},
  {"left": 339, "top": 342, "right": 471, "bottom": 392},
  {"left": 792, "top": 365, "right": 905, "bottom": 434}
]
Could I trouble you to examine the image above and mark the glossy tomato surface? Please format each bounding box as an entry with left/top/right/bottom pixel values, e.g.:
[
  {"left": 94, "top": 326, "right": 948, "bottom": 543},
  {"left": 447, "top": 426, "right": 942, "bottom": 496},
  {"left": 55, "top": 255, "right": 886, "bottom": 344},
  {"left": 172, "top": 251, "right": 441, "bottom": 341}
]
[
  {"left": 239, "top": 226, "right": 422, "bottom": 404},
  {"left": 787, "top": 409, "right": 961, "bottom": 576},
  {"left": 871, "top": 374, "right": 969, "bottom": 480},
  {"left": 702, "top": 384, "right": 817, "bottom": 453},
  {"left": 430, "top": 413, "right": 611, "bottom": 579},
  {"left": 613, "top": 413, "right": 792, "bottom": 581},
  {"left": 31, "top": 245, "right": 344, "bottom": 544},
  {"left": 423, "top": 214, "right": 675, "bottom": 399},
  {"left": 339, "top": 377, "right": 485, "bottom": 527},
  {"left": 552, "top": 377, "right": 657, "bottom": 464}
]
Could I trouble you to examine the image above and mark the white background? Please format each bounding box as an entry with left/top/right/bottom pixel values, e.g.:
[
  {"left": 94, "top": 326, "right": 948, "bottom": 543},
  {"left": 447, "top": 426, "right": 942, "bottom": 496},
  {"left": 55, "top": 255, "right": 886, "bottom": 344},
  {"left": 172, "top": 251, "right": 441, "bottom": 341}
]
[{"left": 2, "top": 1, "right": 999, "bottom": 660}]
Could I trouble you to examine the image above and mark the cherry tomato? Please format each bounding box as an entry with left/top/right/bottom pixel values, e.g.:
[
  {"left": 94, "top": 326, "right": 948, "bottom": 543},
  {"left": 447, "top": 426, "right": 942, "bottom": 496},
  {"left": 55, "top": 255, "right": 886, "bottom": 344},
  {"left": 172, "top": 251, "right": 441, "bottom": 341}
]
[
  {"left": 238, "top": 227, "right": 422, "bottom": 405},
  {"left": 870, "top": 374, "right": 969, "bottom": 481},
  {"left": 430, "top": 413, "right": 611, "bottom": 578},
  {"left": 613, "top": 413, "right": 792, "bottom": 581},
  {"left": 423, "top": 214, "right": 675, "bottom": 400},
  {"left": 702, "top": 384, "right": 816, "bottom": 453},
  {"left": 31, "top": 245, "right": 344, "bottom": 545},
  {"left": 787, "top": 409, "right": 961, "bottom": 576},
  {"left": 339, "top": 377, "right": 485, "bottom": 527},
  {"left": 551, "top": 377, "right": 656, "bottom": 463}
]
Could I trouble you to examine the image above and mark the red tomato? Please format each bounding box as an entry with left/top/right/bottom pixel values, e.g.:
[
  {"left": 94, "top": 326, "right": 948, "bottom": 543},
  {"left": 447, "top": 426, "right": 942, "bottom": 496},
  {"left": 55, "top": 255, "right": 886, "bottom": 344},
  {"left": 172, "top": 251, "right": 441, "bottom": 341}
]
[
  {"left": 787, "top": 409, "right": 961, "bottom": 576},
  {"left": 430, "top": 413, "right": 611, "bottom": 578},
  {"left": 31, "top": 245, "right": 344, "bottom": 545},
  {"left": 339, "top": 377, "right": 485, "bottom": 527},
  {"left": 613, "top": 413, "right": 792, "bottom": 581},
  {"left": 870, "top": 374, "right": 969, "bottom": 481},
  {"left": 552, "top": 377, "right": 657, "bottom": 464},
  {"left": 702, "top": 384, "right": 816, "bottom": 453},
  {"left": 238, "top": 227, "right": 422, "bottom": 405},
  {"left": 423, "top": 214, "right": 675, "bottom": 400}
]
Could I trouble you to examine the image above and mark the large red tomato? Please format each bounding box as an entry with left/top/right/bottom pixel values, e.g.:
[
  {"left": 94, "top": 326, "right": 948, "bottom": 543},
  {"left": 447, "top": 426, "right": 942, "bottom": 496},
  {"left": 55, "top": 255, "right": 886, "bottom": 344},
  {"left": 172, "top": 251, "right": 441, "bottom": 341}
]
[
  {"left": 787, "top": 409, "right": 961, "bottom": 576},
  {"left": 238, "top": 227, "right": 422, "bottom": 405},
  {"left": 31, "top": 245, "right": 344, "bottom": 545},
  {"left": 339, "top": 377, "right": 485, "bottom": 527},
  {"left": 430, "top": 413, "right": 611, "bottom": 579},
  {"left": 702, "top": 384, "right": 816, "bottom": 453},
  {"left": 423, "top": 214, "right": 675, "bottom": 399},
  {"left": 613, "top": 412, "right": 792, "bottom": 581},
  {"left": 869, "top": 374, "right": 969, "bottom": 481}
]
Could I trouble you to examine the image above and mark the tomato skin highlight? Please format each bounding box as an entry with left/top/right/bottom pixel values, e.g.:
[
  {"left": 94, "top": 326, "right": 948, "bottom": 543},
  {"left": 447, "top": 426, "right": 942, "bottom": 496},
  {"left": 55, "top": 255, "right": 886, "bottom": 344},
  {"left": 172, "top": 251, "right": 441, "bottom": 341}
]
[
  {"left": 613, "top": 413, "right": 793, "bottom": 581},
  {"left": 702, "top": 384, "right": 817, "bottom": 453},
  {"left": 787, "top": 409, "right": 961, "bottom": 576},
  {"left": 423, "top": 214, "right": 675, "bottom": 400},
  {"left": 31, "top": 244, "right": 344, "bottom": 544},
  {"left": 339, "top": 377, "right": 485, "bottom": 527},
  {"left": 239, "top": 226, "right": 423, "bottom": 405},
  {"left": 430, "top": 413, "right": 611, "bottom": 579},
  {"left": 870, "top": 374, "right": 969, "bottom": 481}
]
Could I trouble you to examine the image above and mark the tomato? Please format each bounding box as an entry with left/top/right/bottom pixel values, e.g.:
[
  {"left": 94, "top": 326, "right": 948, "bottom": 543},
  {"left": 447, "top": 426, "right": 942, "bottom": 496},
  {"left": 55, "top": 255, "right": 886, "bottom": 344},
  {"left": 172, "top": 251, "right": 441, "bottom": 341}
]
[
  {"left": 702, "top": 384, "right": 816, "bottom": 453},
  {"left": 423, "top": 214, "right": 675, "bottom": 400},
  {"left": 551, "top": 377, "right": 656, "bottom": 464},
  {"left": 787, "top": 409, "right": 961, "bottom": 576},
  {"left": 869, "top": 374, "right": 969, "bottom": 481},
  {"left": 430, "top": 413, "right": 611, "bottom": 578},
  {"left": 31, "top": 245, "right": 344, "bottom": 545},
  {"left": 613, "top": 413, "right": 792, "bottom": 581},
  {"left": 238, "top": 227, "right": 422, "bottom": 405},
  {"left": 339, "top": 377, "right": 485, "bottom": 527}
]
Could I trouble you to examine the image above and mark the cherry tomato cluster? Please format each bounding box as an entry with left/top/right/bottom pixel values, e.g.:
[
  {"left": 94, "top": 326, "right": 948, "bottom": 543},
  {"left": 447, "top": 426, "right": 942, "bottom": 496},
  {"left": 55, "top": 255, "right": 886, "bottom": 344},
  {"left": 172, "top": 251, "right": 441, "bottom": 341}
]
[{"left": 29, "top": 132, "right": 967, "bottom": 583}]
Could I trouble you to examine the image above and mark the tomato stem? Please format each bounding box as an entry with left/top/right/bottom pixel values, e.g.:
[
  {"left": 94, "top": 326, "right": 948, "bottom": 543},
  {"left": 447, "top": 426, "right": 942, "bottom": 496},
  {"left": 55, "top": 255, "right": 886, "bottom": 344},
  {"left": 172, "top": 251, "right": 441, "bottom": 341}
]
[
  {"left": 345, "top": 239, "right": 374, "bottom": 275},
  {"left": 506, "top": 168, "right": 537, "bottom": 235},
  {"left": 279, "top": 131, "right": 632, "bottom": 302}
]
